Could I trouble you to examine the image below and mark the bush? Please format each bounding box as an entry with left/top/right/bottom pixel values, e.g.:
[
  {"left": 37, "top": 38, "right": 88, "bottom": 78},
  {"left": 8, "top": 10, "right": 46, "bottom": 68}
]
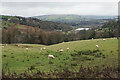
[
  {"left": 71, "top": 63, "right": 77, "bottom": 66},
  {"left": 3, "top": 55, "right": 7, "bottom": 57},
  {"left": 30, "top": 65, "right": 35, "bottom": 70},
  {"left": 49, "top": 61, "right": 53, "bottom": 64},
  {"left": 11, "top": 56, "right": 14, "bottom": 58},
  {"left": 94, "top": 53, "right": 102, "bottom": 57}
]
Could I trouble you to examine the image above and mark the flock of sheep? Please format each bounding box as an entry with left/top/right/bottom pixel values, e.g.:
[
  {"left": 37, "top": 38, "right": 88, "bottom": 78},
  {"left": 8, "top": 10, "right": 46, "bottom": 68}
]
[
  {"left": 2, "top": 38, "right": 107, "bottom": 59},
  {"left": 44, "top": 38, "right": 106, "bottom": 59}
]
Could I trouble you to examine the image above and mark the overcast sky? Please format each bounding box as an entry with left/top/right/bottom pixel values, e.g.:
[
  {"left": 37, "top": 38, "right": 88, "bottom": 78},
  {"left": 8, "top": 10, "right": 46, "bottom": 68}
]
[
  {"left": 1, "top": 1, "right": 118, "bottom": 17},
  {"left": 1, "top": 0, "right": 120, "bottom": 2}
]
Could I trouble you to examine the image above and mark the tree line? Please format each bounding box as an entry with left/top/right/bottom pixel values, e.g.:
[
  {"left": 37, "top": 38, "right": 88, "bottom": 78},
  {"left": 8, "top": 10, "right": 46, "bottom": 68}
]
[
  {"left": 2, "top": 21, "right": 118, "bottom": 45},
  {"left": 1, "top": 15, "right": 119, "bottom": 45}
]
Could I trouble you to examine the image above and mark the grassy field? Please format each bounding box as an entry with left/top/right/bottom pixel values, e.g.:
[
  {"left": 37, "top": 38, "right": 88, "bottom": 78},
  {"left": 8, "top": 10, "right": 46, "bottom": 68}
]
[{"left": 2, "top": 38, "right": 118, "bottom": 78}]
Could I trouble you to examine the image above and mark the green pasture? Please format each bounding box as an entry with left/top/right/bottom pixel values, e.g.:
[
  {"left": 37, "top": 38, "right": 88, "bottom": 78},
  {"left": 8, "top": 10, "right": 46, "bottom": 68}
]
[{"left": 2, "top": 38, "right": 118, "bottom": 75}]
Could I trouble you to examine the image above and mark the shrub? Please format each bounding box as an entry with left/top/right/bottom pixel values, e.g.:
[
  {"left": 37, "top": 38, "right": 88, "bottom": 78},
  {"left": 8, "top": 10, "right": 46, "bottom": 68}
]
[
  {"left": 11, "top": 56, "right": 14, "bottom": 58},
  {"left": 72, "top": 58, "right": 76, "bottom": 60},
  {"left": 3, "top": 55, "right": 7, "bottom": 57},
  {"left": 80, "top": 56, "right": 88, "bottom": 61},
  {"left": 49, "top": 61, "right": 53, "bottom": 64},
  {"left": 94, "top": 53, "right": 101, "bottom": 57},
  {"left": 11, "top": 53, "right": 13, "bottom": 54},
  {"left": 30, "top": 65, "right": 35, "bottom": 70},
  {"left": 71, "top": 63, "right": 77, "bottom": 66}
]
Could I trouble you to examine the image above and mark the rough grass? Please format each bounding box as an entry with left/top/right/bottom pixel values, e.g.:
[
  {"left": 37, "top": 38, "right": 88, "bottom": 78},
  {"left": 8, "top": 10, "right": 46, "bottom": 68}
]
[{"left": 2, "top": 38, "right": 118, "bottom": 78}]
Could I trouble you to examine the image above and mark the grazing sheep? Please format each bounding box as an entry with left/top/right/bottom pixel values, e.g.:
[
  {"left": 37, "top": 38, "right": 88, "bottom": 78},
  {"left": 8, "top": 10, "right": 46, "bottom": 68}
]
[
  {"left": 59, "top": 49, "right": 64, "bottom": 52},
  {"left": 8, "top": 18, "right": 11, "bottom": 20},
  {"left": 5, "top": 44, "right": 8, "bottom": 46},
  {"left": 43, "top": 47, "right": 46, "bottom": 50},
  {"left": 92, "top": 38, "right": 94, "bottom": 40},
  {"left": 102, "top": 39, "right": 106, "bottom": 41},
  {"left": 26, "top": 48, "right": 29, "bottom": 51},
  {"left": 2, "top": 46, "right": 4, "bottom": 48},
  {"left": 96, "top": 45, "right": 99, "bottom": 48},
  {"left": 48, "top": 55, "right": 55, "bottom": 59},
  {"left": 66, "top": 48, "right": 70, "bottom": 51},
  {"left": 62, "top": 41, "right": 64, "bottom": 43},
  {"left": 41, "top": 48, "right": 42, "bottom": 50}
]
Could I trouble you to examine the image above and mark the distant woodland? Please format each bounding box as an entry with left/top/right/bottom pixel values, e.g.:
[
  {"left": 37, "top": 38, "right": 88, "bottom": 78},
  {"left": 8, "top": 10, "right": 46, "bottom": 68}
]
[{"left": 1, "top": 15, "right": 119, "bottom": 45}]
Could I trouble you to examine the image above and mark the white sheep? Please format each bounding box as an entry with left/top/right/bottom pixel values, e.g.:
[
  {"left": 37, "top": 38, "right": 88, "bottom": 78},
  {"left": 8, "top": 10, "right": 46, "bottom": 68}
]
[
  {"left": 96, "top": 45, "right": 99, "bottom": 48},
  {"left": 43, "top": 47, "right": 46, "bottom": 50},
  {"left": 2, "top": 46, "right": 4, "bottom": 48},
  {"left": 59, "top": 49, "right": 64, "bottom": 52},
  {"left": 48, "top": 55, "right": 55, "bottom": 59},
  {"left": 26, "top": 48, "right": 29, "bottom": 51},
  {"left": 92, "top": 38, "right": 94, "bottom": 40},
  {"left": 102, "top": 39, "right": 106, "bottom": 41},
  {"left": 41, "top": 48, "right": 43, "bottom": 50},
  {"left": 66, "top": 48, "right": 70, "bottom": 51}
]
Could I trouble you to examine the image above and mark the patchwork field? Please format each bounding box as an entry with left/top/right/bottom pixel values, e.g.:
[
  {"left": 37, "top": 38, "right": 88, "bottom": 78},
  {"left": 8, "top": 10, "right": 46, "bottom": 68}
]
[{"left": 2, "top": 38, "right": 118, "bottom": 78}]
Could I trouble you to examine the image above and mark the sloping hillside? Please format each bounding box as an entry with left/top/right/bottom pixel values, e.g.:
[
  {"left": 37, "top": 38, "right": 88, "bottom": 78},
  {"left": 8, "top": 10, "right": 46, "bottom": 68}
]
[
  {"left": 1, "top": 15, "right": 72, "bottom": 31},
  {"left": 2, "top": 38, "right": 118, "bottom": 78},
  {"left": 34, "top": 14, "right": 116, "bottom": 27}
]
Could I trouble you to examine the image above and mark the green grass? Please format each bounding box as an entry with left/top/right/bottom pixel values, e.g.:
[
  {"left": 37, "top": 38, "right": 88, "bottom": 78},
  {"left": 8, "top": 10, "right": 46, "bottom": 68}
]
[{"left": 2, "top": 38, "right": 118, "bottom": 75}]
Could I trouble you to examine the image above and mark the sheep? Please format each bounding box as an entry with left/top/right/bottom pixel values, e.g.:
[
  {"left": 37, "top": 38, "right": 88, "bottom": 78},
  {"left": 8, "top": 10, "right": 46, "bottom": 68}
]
[
  {"left": 96, "top": 45, "right": 99, "bottom": 48},
  {"left": 8, "top": 18, "right": 11, "bottom": 20},
  {"left": 62, "top": 41, "right": 64, "bottom": 43},
  {"left": 43, "top": 47, "right": 46, "bottom": 50},
  {"left": 48, "top": 55, "right": 55, "bottom": 59},
  {"left": 102, "top": 39, "right": 106, "bottom": 41},
  {"left": 66, "top": 48, "right": 70, "bottom": 51},
  {"left": 41, "top": 48, "right": 43, "bottom": 50},
  {"left": 17, "top": 44, "right": 19, "bottom": 47},
  {"left": 2, "top": 46, "right": 4, "bottom": 48},
  {"left": 59, "top": 49, "right": 64, "bottom": 52},
  {"left": 26, "top": 48, "right": 29, "bottom": 51},
  {"left": 92, "top": 38, "right": 94, "bottom": 40}
]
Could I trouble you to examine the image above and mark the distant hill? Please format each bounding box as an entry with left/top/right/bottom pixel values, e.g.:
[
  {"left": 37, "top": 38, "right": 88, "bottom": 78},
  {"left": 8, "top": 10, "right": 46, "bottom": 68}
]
[
  {"left": 34, "top": 14, "right": 116, "bottom": 27},
  {"left": 1, "top": 15, "right": 72, "bottom": 31}
]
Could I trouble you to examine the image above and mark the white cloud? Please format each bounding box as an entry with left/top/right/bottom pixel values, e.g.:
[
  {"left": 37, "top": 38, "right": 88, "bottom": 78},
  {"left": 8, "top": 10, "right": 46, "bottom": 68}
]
[{"left": 1, "top": 2, "right": 118, "bottom": 17}]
